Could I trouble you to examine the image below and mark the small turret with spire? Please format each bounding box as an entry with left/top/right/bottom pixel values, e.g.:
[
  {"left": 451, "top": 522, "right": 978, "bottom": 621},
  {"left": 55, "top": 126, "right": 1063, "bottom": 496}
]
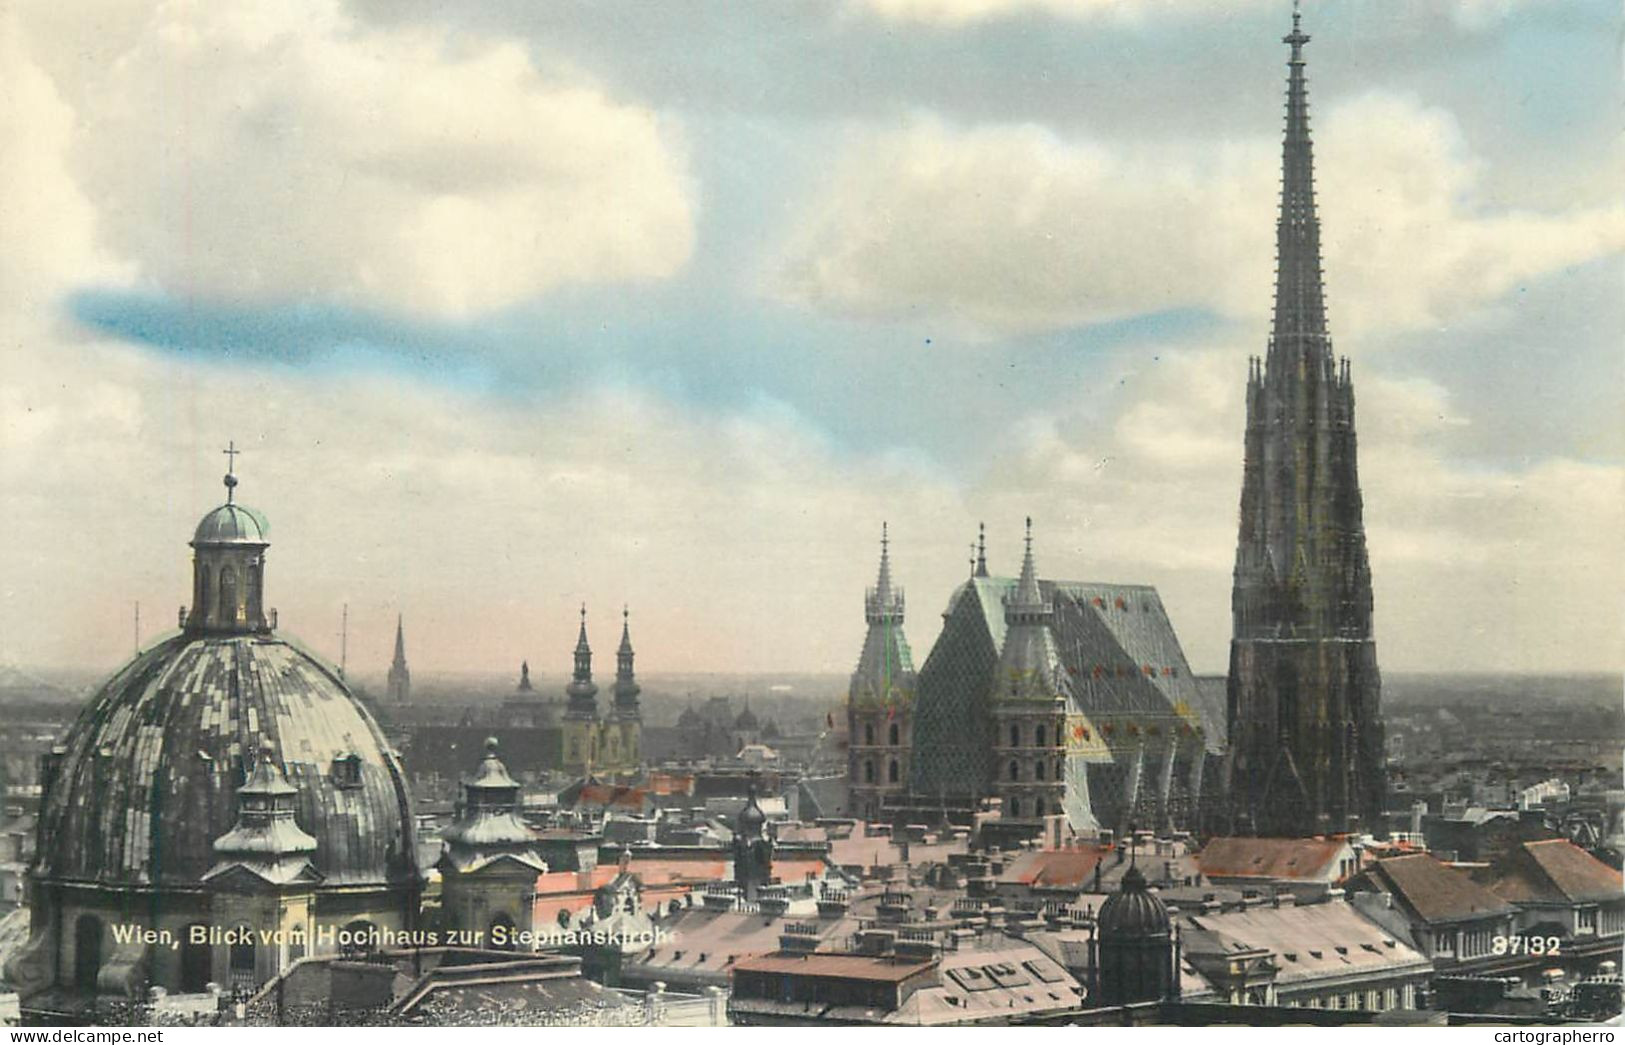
[
  {"left": 1003, "top": 517, "right": 1052, "bottom": 625},
  {"left": 864, "top": 522, "right": 906, "bottom": 625}
]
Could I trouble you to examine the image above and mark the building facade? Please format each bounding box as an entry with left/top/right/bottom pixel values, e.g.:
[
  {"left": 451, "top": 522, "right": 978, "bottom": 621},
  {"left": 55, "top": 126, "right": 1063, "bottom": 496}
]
[{"left": 1225, "top": 6, "right": 1386, "bottom": 838}]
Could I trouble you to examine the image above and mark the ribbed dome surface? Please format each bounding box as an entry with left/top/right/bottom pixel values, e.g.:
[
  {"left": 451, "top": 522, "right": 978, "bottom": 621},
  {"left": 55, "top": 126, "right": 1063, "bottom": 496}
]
[
  {"left": 1097, "top": 864, "right": 1170, "bottom": 937},
  {"left": 37, "top": 633, "right": 418, "bottom": 888},
  {"left": 193, "top": 503, "right": 270, "bottom": 544}
]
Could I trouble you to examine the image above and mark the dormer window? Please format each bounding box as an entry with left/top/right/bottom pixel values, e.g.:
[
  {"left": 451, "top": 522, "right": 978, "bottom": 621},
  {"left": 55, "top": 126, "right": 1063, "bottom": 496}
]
[{"left": 332, "top": 753, "right": 363, "bottom": 788}]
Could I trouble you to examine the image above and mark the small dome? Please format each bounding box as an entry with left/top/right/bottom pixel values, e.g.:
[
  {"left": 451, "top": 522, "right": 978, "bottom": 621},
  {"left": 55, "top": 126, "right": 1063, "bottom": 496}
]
[
  {"left": 193, "top": 502, "right": 270, "bottom": 545},
  {"left": 1097, "top": 863, "right": 1170, "bottom": 937},
  {"left": 736, "top": 791, "right": 766, "bottom": 836}
]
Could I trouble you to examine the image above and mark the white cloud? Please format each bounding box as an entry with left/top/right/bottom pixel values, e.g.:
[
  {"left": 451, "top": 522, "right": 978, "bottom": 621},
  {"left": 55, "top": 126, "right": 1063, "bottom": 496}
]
[
  {"left": 963, "top": 342, "right": 1623, "bottom": 674},
  {"left": 9, "top": 0, "right": 694, "bottom": 319},
  {"left": 776, "top": 94, "right": 1625, "bottom": 338},
  {"left": 853, "top": 0, "right": 1561, "bottom": 28}
]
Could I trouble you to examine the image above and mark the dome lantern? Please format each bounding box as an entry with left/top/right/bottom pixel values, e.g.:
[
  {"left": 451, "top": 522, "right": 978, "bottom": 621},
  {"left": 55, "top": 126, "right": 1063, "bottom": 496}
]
[{"left": 186, "top": 442, "right": 274, "bottom": 635}]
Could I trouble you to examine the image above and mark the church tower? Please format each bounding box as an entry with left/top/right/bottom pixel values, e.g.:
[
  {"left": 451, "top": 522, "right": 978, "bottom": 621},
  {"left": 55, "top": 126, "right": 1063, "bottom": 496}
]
[
  {"left": 846, "top": 524, "right": 916, "bottom": 822},
  {"left": 386, "top": 615, "right": 411, "bottom": 703},
  {"left": 1226, "top": 5, "right": 1385, "bottom": 838},
  {"left": 562, "top": 606, "right": 601, "bottom": 777},
  {"left": 989, "top": 519, "right": 1067, "bottom": 825},
  {"left": 609, "top": 608, "right": 643, "bottom": 775}
]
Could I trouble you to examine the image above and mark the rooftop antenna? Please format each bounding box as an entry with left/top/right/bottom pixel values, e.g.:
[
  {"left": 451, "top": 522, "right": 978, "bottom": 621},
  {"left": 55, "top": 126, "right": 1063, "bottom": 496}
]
[{"left": 340, "top": 603, "right": 349, "bottom": 678}]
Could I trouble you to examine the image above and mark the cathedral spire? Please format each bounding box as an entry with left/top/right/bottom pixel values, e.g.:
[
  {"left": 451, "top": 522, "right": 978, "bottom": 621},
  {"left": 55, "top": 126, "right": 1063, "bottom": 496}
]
[
  {"left": 865, "top": 523, "right": 904, "bottom": 625},
  {"left": 1226, "top": 5, "right": 1385, "bottom": 839},
  {"left": 1270, "top": 0, "right": 1329, "bottom": 359},
  {"left": 1006, "top": 517, "right": 1048, "bottom": 621},
  {"left": 975, "top": 522, "right": 989, "bottom": 578}
]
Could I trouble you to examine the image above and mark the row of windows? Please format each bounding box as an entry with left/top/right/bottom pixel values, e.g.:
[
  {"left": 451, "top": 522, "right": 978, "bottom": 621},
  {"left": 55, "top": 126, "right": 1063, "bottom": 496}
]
[
  {"left": 1006, "top": 796, "right": 1052, "bottom": 818},
  {"left": 1288, "top": 985, "right": 1409, "bottom": 1011},
  {"left": 1000, "top": 722, "right": 1065, "bottom": 749},
  {"left": 861, "top": 722, "right": 902, "bottom": 747},
  {"left": 1007, "top": 758, "right": 1066, "bottom": 782},
  {"left": 861, "top": 759, "right": 902, "bottom": 784}
]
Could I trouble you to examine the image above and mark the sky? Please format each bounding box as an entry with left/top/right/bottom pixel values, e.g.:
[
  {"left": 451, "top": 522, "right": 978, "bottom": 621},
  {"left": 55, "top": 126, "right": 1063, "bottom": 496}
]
[{"left": 0, "top": 0, "right": 1620, "bottom": 681}]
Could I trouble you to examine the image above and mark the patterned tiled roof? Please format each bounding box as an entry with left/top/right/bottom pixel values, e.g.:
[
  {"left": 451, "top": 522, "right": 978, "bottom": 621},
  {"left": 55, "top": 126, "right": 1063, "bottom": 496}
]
[
  {"left": 36, "top": 633, "right": 419, "bottom": 889},
  {"left": 911, "top": 574, "right": 1217, "bottom": 802}
]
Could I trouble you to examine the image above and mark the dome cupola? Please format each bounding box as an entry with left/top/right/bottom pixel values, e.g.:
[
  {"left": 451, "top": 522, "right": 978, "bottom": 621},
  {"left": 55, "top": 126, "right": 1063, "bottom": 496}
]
[{"left": 185, "top": 442, "right": 274, "bottom": 634}]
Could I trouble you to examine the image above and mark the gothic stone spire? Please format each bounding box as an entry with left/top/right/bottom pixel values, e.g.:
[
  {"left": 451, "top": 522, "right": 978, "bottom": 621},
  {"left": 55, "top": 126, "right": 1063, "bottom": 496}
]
[{"left": 1226, "top": 4, "right": 1385, "bottom": 840}]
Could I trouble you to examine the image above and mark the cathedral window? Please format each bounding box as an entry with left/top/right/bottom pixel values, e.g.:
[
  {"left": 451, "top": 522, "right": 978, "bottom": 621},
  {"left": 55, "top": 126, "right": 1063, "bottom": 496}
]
[
  {"left": 1009, "top": 798, "right": 1021, "bottom": 817},
  {"left": 1034, "top": 798, "right": 1045, "bottom": 817},
  {"left": 1035, "top": 761, "right": 1046, "bottom": 781},
  {"left": 1008, "top": 760, "right": 1020, "bottom": 782},
  {"left": 1010, "top": 723, "right": 1021, "bottom": 748},
  {"left": 864, "top": 760, "right": 875, "bottom": 784},
  {"left": 889, "top": 722, "right": 899, "bottom": 746},
  {"left": 888, "top": 759, "right": 899, "bottom": 783},
  {"left": 1035, "top": 724, "right": 1046, "bottom": 747},
  {"left": 864, "top": 723, "right": 875, "bottom": 746}
]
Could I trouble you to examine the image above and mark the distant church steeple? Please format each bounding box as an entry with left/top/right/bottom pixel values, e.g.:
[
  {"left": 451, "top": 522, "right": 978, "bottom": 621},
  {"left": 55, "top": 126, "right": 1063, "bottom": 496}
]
[
  {"left": 613, "top": 606, "right": 641, "bottom": 718},
  {"left": 1226, "top": 3, "right": 1385, "bottom": 838},
  {"left": 386, "top": 615, "right": 411, "bottom": 703},
  {"left": 565, "top": 604, "right": 599, "bottom": 720}
]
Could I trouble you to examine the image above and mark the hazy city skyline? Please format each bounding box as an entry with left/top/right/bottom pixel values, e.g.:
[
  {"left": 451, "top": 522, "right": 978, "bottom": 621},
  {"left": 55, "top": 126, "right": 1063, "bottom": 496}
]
[{"left": 1, "top": 1, "right": 1620, "bottom": 677}]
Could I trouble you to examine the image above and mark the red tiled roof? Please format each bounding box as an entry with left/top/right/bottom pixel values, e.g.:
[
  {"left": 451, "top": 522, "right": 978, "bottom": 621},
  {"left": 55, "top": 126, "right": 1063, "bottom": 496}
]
[
  {"left": 1197, "top": 837, "right": 1350, "bottom": 881},
  {"left": 625, "top": 856, "right": 728, "bottom": 884},
  {"left": 998, "top": 847, "right": 1108, "bottom": 889},
  {"left": 772, "top": 857, "right": 827, "bottom": 883}
]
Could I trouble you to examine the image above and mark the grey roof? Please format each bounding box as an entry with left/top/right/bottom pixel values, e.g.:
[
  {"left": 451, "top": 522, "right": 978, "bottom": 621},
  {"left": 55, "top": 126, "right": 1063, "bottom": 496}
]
[{"left": 36, "top": 632, "right": 419, "bottom": 889}]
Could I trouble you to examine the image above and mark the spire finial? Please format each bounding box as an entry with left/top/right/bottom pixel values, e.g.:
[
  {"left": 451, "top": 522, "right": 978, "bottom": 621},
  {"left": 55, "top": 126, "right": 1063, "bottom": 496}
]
[
  {"left": 222, "top": 440, "right": 241, "bottom": 504},
  {"left": 975, "top": 522, "right": 988, "bottom": 577},
  {"left": 1285, "top": 0, "right": 1310, "bottom": 59}
]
